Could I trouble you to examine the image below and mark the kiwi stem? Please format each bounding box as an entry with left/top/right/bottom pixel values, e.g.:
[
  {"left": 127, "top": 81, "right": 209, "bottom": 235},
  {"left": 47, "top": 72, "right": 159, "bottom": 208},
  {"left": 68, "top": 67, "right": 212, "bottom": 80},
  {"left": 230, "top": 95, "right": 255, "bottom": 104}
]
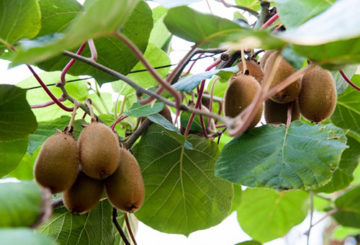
[
  {"left": 261, "top": 13, "right": 279, "bottom": 29},
  {"left": 208, "top": 77, "right": 219, "bottom": 113},
  {"left": 240, "top": 48, "right": 247, "bottom": 73},
  {"left": 339, "top": 70, "right": 360, "bottom": 91},
  {"left": 88, "top": 39, "right": 98, "bottom": 61},
  {"left": 85, "top": 99, "right": 96, "bottom": 121},
  {"left": 111, "top": 115, "right": 128, "bottom": 130},
  {"left": 112, "top": 208, "right": 131, "bottom": 245},
  {"left": 286, "top": 103, "right": 292, "bottom": 129},
  {"left": 60, "top": 42, "right": 87, "bottom": 84},
  {"left": 67, "top": 102, "right": 80, "bottom": 132},
  {"left": 124, "top": 213, "right": 137, "bottom": 245}
]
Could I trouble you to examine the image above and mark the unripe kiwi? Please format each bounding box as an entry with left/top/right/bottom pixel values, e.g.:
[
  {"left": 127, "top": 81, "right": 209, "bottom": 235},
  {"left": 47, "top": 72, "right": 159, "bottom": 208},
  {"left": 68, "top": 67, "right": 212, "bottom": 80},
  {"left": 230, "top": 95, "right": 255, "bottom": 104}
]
[
  {"left": 237, "top": 60, "right": 264, "bottom": 83},
  {"left": 264, "top": 51, "right": 301, "bottom": 104},
  {"left": 105, "top": 148, "right": 144, "bottom": 213},
  {"left": 224, "top": 74, "right": 263, "bottom": 130},
  {"left": 160, "top": 105, "right": 172, "bottom": 123},
  {"left": 265, "top": 99, "right": 300, "bottom": 124},
  {"left": 260, "top": 50, "right": 275, "bottom": 70},
  {"left": 298, "top": 66, "right": 336, "bottom": 123},
  {"left": 63, "top": 172, "right": 104, "bottom": 215},
  {"left": 78, "top": 122, "right": 120, "bottom": 179},
  {"left": 34, "top": 132, "right": 79, "bottom": 193}
]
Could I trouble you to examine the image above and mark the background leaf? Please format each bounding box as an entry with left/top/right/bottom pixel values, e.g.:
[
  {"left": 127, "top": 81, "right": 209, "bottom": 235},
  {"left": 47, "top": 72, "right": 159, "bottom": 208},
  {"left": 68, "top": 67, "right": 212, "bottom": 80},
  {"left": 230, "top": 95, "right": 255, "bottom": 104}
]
[
  {"left": 237, "top": 188, "right": 309, "bottom": 242},
  {"left": 333, "top": 185, "right": 360, "bottom": 228},
  {"left": 215, "top": 121, "right": 347, "bottom": 190},
  {"left": 133, "top": 124, "right": 233, "bottom": 235},
  {"left": 8, "top": 148, "right": 40, "bottom": 180},
  {"left": 0, "top": 228, "right": 56, "bottom": 245},
  {"left": 0, "top": 138, "right": 28, "bottom": 178},
  {"left": 124, "top": 102, "right": 164, "bottom": 117}
]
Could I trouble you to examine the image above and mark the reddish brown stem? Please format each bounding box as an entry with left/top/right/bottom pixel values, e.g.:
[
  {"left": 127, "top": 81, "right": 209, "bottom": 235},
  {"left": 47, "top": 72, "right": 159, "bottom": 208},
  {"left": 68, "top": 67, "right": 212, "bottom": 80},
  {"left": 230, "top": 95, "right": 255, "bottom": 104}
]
[
  {"left": 60, "top": 42, "right": 87, "bottom": 84},
  {"left": 199, "top": 112, "right": 208, "bottom": 138},
  {"left": 339, "top": 70, "right": 360, "bottom": 91},
  {"left": 261, "top": 13, "right": 279, "bottom": 29},
  {"left": 111, "top": 115, "right": 128, "bottom": 130},
  {"left": 31, "top": 95, "right": 66, "bottom": 109},
  {"left": 216, "top": 124, "right": 226, "bottom": 128},
  {"left": 27, "top": 65, "right": 73, "bottom": 112}
]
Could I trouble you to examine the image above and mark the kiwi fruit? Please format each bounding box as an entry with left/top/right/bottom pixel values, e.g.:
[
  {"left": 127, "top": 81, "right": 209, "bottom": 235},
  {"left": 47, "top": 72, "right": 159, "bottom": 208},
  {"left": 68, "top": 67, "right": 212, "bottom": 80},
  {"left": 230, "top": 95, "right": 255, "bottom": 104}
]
[
  {"left": 237, "top": 60, "right": 264, "bottom": 84},
  {"left": 260, "top": 50, "right": 275, "bottom": 70},
  {"left": 63, "top": 172, "right": 104, "bottom": 215},
  {"left": 224, "top": 74, "right": 263, "bottom": 129},
  {"left": 264, "top": 51, "right": 302, "bottom": 104},
  {"left": 298, "top": 65, "right": 336, "bottom": 123},
  {"left": 159, "top": 105, "right": 172, "bottom": 123},
  {"left": 265, "top": 99, "right": 300, "bottom": 124},
  {"left": 105, "top": 148, "right": 144, "bottom": 213},
  {"left": 34, "top": 132, "right": 79, "bottom": 193},
  {"left": 78, "top": 122, "right": 120, "bottom": 179}
]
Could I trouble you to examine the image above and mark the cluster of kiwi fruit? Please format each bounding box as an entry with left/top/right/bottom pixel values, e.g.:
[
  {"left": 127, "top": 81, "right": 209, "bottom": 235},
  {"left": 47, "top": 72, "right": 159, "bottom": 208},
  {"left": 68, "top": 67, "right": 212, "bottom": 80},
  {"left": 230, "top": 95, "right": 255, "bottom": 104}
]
[
  {"left": 224, "top": 50, "right": 337, "bottom": 128},
  {"left": 34, "top": 120, "right": 145, "bottom": 215}
]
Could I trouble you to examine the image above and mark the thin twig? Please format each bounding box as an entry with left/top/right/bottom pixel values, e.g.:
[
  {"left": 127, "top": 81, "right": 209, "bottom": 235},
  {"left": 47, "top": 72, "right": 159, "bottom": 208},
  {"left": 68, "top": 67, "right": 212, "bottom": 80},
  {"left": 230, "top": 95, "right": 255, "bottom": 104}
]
[
  {"left": 261, "top": 13, "right": 279, "bottom": 29},
  {"left": 123, "top": 119, "right": 151, "bottom": 149},
  {"left": 306, "top": 192, "right": 314, "bottom": 245},
  {"left": 124, "top": 213, "right": 137, "bottom": 245},
  {"left": 112, "top": 208, "right": 131, "bottom": 245}
]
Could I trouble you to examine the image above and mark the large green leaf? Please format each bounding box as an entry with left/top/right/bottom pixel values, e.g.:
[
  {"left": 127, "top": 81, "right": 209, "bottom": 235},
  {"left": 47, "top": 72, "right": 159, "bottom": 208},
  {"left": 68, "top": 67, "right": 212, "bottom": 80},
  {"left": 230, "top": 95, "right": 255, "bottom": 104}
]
[
  {"left": 0, "top": 228, "right": 56, "bottom": 245},
  {"left": 17, "top": 72, "right": 88, "bottom": 121},
  {"left": 331, "top": 75, "right": 360, "bottom": 135},
  {"left": 0, "top": 181, "right": 48, "bottom": 227},
  {"left": 36, "top": 1, "right": 153, "bottom": 85},
  {"left": 274, "top": 0, "right": 335, "bottom": 29},
  {"left": 12, "top": 0, "right": 140, "bottom": 66},
  {"left": 37, "top": 0, "right": 82, "bottom": 36},
  {"left": 215, "top": 121, "right": 347, "bottom": 190},
  {"left": 237, "top": 188, "right": 309, "bottom": 242},
  {"left": 0, "top": 85, "right": 37, "bottom": 141},
  {"left": 0, "top": 138, "right": 28, "bottom": 178},
  {"left": 133, "top": 124, "right": 233, "bottom": 235},
  {"left": 0, "top": 0, "right": 41, "bottom": 51},
  {"left": 123, "top": 102, "right": 164, "bottom": 117},
  {"left": 316, "top": 135, "right": 360, "bottom": 193},
  {"left": 8, "top": 148, "right": 40, "bottom": 180},
  {"left": 333, "top": 185, "right": 360, "bottom": 228},
  {"left": 40, "top": 201, "right": 115, "bottom": 245},
  {"left": 149, "top": 7, "right": 171, "bottom": 49},
  {"left": 27, "top": 116, "right": 85, "bottom": 155}
]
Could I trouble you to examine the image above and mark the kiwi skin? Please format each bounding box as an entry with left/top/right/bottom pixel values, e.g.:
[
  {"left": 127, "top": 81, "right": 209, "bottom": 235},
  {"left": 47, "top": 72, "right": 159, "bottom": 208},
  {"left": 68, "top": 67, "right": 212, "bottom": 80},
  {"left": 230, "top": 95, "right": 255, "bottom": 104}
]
[
  {"left": 237, "top": 60, "right": 264, "bottom": 84},
  {"left": 34, "top": 132, "right": 79, "bottom": 193},
  {"left": 105, "top": 148, "right": 145, "bottom": 213},
  {"left": 63, "top": 172, "right": 104, "bottom": 215},
  {"left": 260, "top": 50, "right": 275, "bottom": 70},
  {"left": 264, "top": 51, "right": 302, "bottom": 104},
  {"left": 160, "top": 105, "right": 172, "bottom": 123},
  {"left": 224, "top": 74, "right": 263, "bottom": 130},
  {"left": 265, "top": 99, "right": 300, "bottom": 124},
  {"left": 78, "top": 122, "right": 120, "bottom": 179},
  {"left": 299, "top": 66, "right": 337, "bottom": 123}
]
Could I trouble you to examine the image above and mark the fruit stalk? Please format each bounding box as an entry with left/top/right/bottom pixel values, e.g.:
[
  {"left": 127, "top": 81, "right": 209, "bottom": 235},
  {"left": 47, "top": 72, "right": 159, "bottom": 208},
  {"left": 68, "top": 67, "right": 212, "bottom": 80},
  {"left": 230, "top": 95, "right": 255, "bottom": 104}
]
[{"left": 112, "top": 208, "right": 131, "bottom": 245}]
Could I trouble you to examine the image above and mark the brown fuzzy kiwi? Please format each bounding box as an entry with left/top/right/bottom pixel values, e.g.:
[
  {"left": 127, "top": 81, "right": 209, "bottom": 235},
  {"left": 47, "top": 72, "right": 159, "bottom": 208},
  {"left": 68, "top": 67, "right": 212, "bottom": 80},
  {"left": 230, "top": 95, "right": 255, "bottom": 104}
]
[
  {"left": 260, "top": 50, "right": 275, "bottom": 70},
  {"left": 298, "top": 66, "right": 336, "bottom": 123},
  {"left": 78, "top": 122, "right": 120, "bottom": 179},
  {"left": 63, "top": 172, "right": 104, "bottom": 215},
  {"left": 264, "top": 51, "right": 302, "bottom": 104},
  {"left": 224, "top": 74, "right": 263, "bottom": 130},
  {"left": 237, "top": 60, "right": 264, "bottom": 84},
  {"left": 159, "top": 105, "right": 172, "bottom": 123},
  {"left": 265, "top": 99, "right": 300, "bottom": 124},
  {"left": 34, "top": 132, "right": 79, "bottom": 193},
  {"left": 105, "top": 148, "right": 144, "bottom": 213}
]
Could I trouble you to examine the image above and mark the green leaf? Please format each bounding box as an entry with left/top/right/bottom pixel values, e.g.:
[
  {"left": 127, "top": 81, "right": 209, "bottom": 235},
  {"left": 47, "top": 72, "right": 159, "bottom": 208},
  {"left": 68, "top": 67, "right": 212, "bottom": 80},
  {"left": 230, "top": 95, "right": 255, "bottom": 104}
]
[
  {"left": 331, "top": 66, "right": 358, "bottom": 94},
  {"left": 164, "top": 6, "right": 244, "bottom": 48},
  {"left": 332, "top": 226, "right": 360, "bottom": 240},
  {"left": 28, "top": 1, "right": 153, "bottom": 85},
  {"left": 331, "top": 75, "right": 360, "bottom": 135},
  {"left": 235, "top": 0, "right": 261, "bottom": 11},
  {"left": 215, "top": 121, "right": 348, "bottom": 190},
  {"left": 280, "top": 0, "right": 360, "bottom": 45},
  {"left": 149, "top": 7, "right": 171, "bottom": 49},
  {"left": 333, "top": 185, "right": 360, "bottom": 228},
  {"left": 0, "top": 228, "right": 56, "bottom": 245},
  {"left": 12, "top": 0, "right": 141, "bottom": 66},
  {"left": 17, "top": 72, "right": 88, "bottom": 121},
  {"left": 173, "top": 66, "right": 239, "bottom": 92},
  {"left": 316, "top": 135, "right": 360, "bottom": 193},
  {"left": 124, "top": 102, "right": 164, "bottom": 117},
  {"left": 229, "top": 184, "right": 242, "bottom": 214},
  {"left": 236, "top": 241, "right": 262, "bottom": 245},
  {"left": 237, "top": 188, "right": 309, "bottom": 242},
  {"left": 274, "top": 0, "right": 335, "bottom": 29},
  {"left": 0, "top": 0, "right": 41, "bottom": 51},
  {"left": 8, "top": 148, "right": 40, "bottom": 180},
  {"left": 133, "top": 124, "right": 233, "bottom": 235},
  {"left": 37, "top": 0, "right": 82, "bottom": 36},
  {"left": 0, "top": 85, "right": 37, "bottom": 141},
  {"left": 27, "top": 116, "right": 85, "bottom": 155},
  {"left": 0, "top": 181, "right": 48, "bottom": 227},
  {"left": 0, "top": 138, "right": 29, "bottom": 178},
  {"left": 40, "top": 201, "right": 115, "bottom": 244}
]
